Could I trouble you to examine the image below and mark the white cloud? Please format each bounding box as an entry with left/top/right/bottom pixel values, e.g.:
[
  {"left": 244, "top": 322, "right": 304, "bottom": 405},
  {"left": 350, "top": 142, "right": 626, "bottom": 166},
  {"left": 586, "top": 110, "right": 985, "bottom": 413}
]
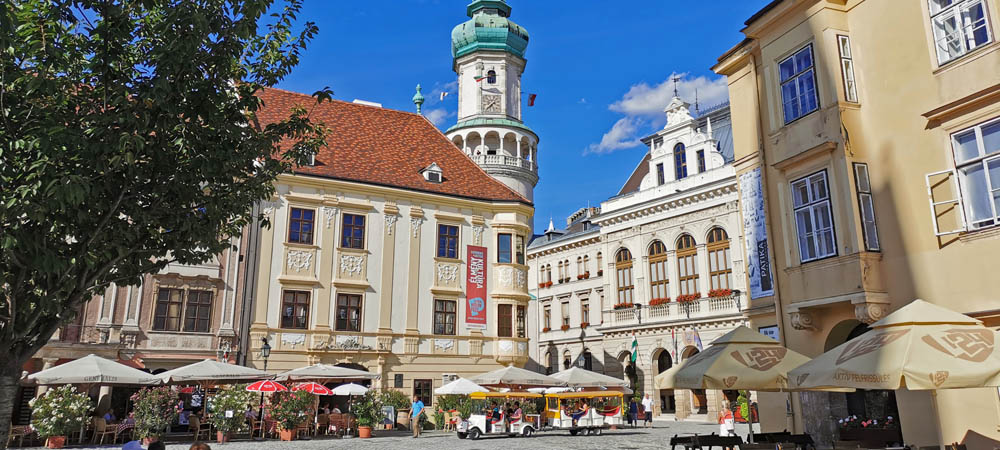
[
  {"left": 586, "top": 72, "right": 729, "bottom": 154},
  {"left": 424, "top": 108, "right": 452, "bottom": 126},
  {"left": 585, "top": 117, "right": 643, "bottom": 155},
  {"left": 578, "top": 98, "right": 587, "bottom": 104}
]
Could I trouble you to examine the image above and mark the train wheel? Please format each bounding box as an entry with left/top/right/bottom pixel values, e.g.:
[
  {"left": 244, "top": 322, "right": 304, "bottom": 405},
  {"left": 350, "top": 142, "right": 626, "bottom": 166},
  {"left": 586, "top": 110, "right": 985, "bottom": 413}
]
[{"left": 469, "top": 428, "right": 481, "bottom": 440}]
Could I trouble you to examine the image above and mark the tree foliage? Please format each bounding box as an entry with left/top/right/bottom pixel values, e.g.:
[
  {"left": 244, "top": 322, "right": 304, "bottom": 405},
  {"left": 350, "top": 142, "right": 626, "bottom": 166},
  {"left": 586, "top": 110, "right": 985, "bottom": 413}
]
[{"left": 0, "top": 0, "right": 328, "bottom": 446}]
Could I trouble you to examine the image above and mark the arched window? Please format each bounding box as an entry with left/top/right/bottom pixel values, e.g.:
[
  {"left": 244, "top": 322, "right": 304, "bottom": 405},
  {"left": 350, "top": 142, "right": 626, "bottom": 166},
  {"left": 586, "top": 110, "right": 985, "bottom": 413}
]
[
  {"left": 576, "top": 257, "right": 583, "bottom": 278},
  {"left": 582, "top": 350, "right": 593, "bottom": 371},
  {"left": 676, "top": 234, "right": 699, "bottom": 296},
  {"left": 563, "top": 350, "right": 572, "bottom": 370},
  {"left": 583, "top": 255, "right": 590, "bottom": 275},
  {"left": 707, "top": 228, "right": 732, "bottom": 291},
  {"left": 487, "top": 70, "right": 497, "bottom": 84},
  {"left": 673, "top": 143, "right": 688, "bottom": 180},
  {"left": 546, "top": 264, "right": 552, "bottom": 283},
  {"left": 565, "top": 259, "right": 571, "bottom": 279},
  {"left": 615, "top": 248, "right": 634, "bottom": 304},
  {"left": 648, "top": 240, "right": 669, "bottom": 301},
  {"left": 546, "top": 350, "right": 557, "bottom": 375},
  {"left": 557, "top": 261, "right": 564, "bottom": 281},
  {"left": 596, "top": 252, "right": 603, "bottom": 275}
]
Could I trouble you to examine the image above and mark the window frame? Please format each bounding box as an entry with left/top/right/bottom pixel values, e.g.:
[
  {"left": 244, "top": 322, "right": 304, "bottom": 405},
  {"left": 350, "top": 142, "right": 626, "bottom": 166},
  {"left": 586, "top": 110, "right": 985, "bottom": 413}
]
[
  {"left": 697, "top": 150, "right": 706, "bottom": 173},
  {"left": 281, "top": 290, "right": 311, "bottom": 330},
  {"left": 648, "top": 241, "right": 669, "bottom": 300},
  {"left": 853, "top": 163, "right": 882, "bottom": 251},
  {"left": 340, "top": 213, "right": 366, "bottom": 249},
  {"left": 515, "top": 235, "right": 525, "bottom": 265},
  {"left": 335, "top": 293, "right": 363, "bottom": 332},
  {"left": 928, "top": 0, "right": 993, "bottom": 65},
  {"left": 657, "top": 162, "right": 666, "bottom": 185},
  {"left": 516, "top": 305, "right": 526, "bottom": 338},
  {"left": 153, "top": 288, "right": 184, "bottom": 332},
  {"left": 676, "top": 235, "right": 700, "bottom": 296},
  {"left": 288, "top": 207, "right": 315, "bottom": 245},
  {"left": 561, "top": 301, "right": 570, "bottom": 327},
  {"left": 950, "top": 117, "right": 1000, "bottom": 230},
  {"left": 414, "top": 379, "right": 433, "bottom": 406},
  {"left": 707, "top": 228, "right": 733, "bottom": 291},
  {"left": 183, "top": 290, "right": 213, "bottom": 333},
  {"left": 791, "top": 170, "right": 839, "bottom": 263},
  {"left": 836, "top": 35, "right": 859, "bottom": 103},
  {"left": 497, "top": 233, "right": 513, "bottom": 264},
  {"left": 543, "top": 304, "right": 551, "bottom": 330},
  {"left": 581, "top": 301, "right": 590, "bottom": 324},
  {"left": 497, "top": 303, "right": 513, "bottom": 337},
  {"left": 615, "top": 249, "right": 635, "bottom": 304},
  {"left": 673, "top": 143, "right": 688, "bottom": 180},
  {"left": 779, "top": 44, "right": 821, "bottom": 124},
  {"left": 436, "top": 224, "right": 460, "bottom": 259},
  {"left": 433, "top": 299, "right": 457, "bottom": 336}
]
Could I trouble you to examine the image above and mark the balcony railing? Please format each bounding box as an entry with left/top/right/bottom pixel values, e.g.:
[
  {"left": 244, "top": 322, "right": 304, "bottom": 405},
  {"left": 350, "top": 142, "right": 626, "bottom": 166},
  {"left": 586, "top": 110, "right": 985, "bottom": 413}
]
[
  {"left": 600, "top": 294, "right": 742, "bottom": 329},
  {"left": 471, "top": 154, "right": 538, "bottom": 173}
]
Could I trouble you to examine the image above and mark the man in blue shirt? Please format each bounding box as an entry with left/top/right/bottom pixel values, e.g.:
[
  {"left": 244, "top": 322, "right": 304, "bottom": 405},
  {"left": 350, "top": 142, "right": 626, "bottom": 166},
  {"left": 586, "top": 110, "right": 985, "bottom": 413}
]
[{"left": 411, "top": 395, "right": 425, "bottom": 438}]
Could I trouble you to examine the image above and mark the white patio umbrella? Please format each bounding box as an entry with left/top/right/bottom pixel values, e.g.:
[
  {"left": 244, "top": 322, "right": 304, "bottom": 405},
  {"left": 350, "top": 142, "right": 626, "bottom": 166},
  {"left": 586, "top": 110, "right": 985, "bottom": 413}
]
[
  {"left": 469, "top": 364, "right": 566, "bottom": 388},
  {"left": 552, "top": 367, "right": 629, "bottom": 388},
  {"left": 434, "top": 378, "right": 489, "bottom": 395},
  {"left": 158, "top": 359, "right": 268, "bottom": 385},
  {"left": 275, "top": 363, "right": 378, "bottom": 382},
  {"left": 332, "top": 383, "right": 369, "bottom": 396},
  {"left": 27, "top": 354, "right": 160, "bottom": 385}
]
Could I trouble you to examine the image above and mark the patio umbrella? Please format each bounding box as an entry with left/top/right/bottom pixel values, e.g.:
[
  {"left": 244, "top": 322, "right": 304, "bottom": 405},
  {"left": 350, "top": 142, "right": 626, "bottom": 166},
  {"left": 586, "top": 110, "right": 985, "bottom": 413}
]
[
  {"left": 654, "top": 326, "right": 848, "bottom": 392},
  {"left": 552, "top": 367, "right": 628, "bottom": 388},
  {"left": 245, "top": 380, "right": 288, "bottom": 393},
  {"left": 293, "top": 382, "right": 333, "bottom": 395},
  {"left": 788, "top": 299, "right": 1000, "bottom": 390},
  {"left": 275, "top": 364, "right": 377, "bottom": 382},
  {"left": 469, "top": 364, "right": 566, "bottom": 388},
  {"left": 27, "top": 354, "right": 161, "bottom": 385},
  {"left": 158, "top": 359, "right": 268, "bottom": 385},
  {"left": 331, "top": 383, "right": 369, "bottom": 396},
  {"left": 434, "top": 377, "right": 489, "bottom": 395}
]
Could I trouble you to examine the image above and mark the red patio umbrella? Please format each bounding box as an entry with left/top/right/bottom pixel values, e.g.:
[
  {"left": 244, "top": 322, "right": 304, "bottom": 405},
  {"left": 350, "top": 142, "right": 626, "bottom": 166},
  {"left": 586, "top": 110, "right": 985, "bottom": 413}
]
[
  {"left": 245, "top": 380, "right": 288, "bottom": 393},
  {"left": 292, "top": 382, "right": 332, "bottom": 395}
]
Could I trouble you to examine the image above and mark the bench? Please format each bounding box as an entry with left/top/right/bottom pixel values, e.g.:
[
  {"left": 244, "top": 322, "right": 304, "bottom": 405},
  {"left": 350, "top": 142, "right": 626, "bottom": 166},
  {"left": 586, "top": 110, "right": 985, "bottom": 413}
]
[{"left": 671, "top": 433, "right": 745, "bottom": 450}]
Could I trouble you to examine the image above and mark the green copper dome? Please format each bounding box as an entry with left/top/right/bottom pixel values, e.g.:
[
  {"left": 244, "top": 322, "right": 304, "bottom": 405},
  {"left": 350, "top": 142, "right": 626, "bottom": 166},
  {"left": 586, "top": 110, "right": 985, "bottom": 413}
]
[{"left": 451, "top": 0, "right": 529, "bottom": 60}]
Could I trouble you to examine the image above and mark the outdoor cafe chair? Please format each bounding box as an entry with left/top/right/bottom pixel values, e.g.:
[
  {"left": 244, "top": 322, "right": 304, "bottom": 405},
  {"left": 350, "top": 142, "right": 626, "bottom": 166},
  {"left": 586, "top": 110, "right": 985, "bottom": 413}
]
[
  {"left": 188, "top": 416, "right": 212, "bottom": 441},
  {"left": 92, "top": 418, "right": 117, "bottom": 445},
  {"left": 7, "top": 425, "right": 30, "bottom": 447}
]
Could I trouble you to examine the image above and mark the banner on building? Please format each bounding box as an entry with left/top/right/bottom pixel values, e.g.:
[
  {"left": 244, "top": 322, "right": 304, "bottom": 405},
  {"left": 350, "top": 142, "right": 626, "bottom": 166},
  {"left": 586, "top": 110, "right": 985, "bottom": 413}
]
[
  {"left": 739, "top": 167, "right": 775, "bottom": 299},
  {"left": 466, "top": 245, "right": 488, "bottom": 328}
]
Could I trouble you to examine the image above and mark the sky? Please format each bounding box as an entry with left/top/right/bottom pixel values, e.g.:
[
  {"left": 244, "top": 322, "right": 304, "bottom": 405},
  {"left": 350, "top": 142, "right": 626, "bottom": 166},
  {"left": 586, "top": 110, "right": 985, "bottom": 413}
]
[{"left": 275, "top": 0, "right": 770, "bottom": 232}]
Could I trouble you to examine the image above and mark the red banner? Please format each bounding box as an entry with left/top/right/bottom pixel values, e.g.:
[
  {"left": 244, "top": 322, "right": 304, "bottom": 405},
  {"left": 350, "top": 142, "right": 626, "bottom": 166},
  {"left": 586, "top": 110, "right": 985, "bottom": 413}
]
[{"left": 466, "top": 245, "right": 487, "bottom": 329}]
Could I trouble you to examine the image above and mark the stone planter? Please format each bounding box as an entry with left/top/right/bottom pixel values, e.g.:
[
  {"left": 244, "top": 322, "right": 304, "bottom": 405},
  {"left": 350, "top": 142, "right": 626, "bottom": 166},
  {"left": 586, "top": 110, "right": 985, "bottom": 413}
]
[
  {"left": 216, "top": 431, "right": 232, "bottom": 443},
  {"left": 45, "top": 436, "right": 66, "bottom": 449},
  {"left": 278, "top": 428, "right": 295, "bottom": 441}
]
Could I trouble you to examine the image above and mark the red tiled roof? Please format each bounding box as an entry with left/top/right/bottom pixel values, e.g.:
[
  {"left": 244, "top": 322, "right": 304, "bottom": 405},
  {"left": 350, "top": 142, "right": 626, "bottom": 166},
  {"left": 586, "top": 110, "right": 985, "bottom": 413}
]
[{"left": 255, "top": 87, "right": 530, "bottom": 205}]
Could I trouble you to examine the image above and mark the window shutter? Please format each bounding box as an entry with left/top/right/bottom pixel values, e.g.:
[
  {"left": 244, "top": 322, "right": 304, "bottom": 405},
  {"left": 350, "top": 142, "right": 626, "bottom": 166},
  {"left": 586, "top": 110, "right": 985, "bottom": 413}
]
[{"left": 925, "top": 169, "right": 968, "bottom": 236}]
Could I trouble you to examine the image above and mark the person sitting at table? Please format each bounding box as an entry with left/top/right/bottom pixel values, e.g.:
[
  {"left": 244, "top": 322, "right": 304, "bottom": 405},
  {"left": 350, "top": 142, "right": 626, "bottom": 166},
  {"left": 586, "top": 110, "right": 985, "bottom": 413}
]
[
  {"left": 330, "top": 404, "right": 341, "bottom": 414},
  {"left": 571, "top": 400, "right": 589, "bottom": 427},
  {"left": 178, "top": 410, "right": 191, "bottom": 426},
  {"left": 104, "top": 410, "right": 117, "bottom": 423},
  {"left": 245, "top": 407, "right": 258, "bottom": 420}
]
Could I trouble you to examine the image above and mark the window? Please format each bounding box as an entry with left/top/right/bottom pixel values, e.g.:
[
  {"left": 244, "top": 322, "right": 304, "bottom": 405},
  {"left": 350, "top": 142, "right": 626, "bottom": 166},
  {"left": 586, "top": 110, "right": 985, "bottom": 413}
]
[
  {"left": 853, "top": 163, "right": 881, "bottom": 251},
  {"left": 837, "top": 35, "right": 859, "bottom": 103},
  {"left": 335, "top": 293, "right": 362, "bottom": 331},
  {"left": 673, "top": 143, "right": 688, "bottom": 180},
  {"left": 657, "top": 163, "right": 665, "bottom": 185},
  {"left": 545, "top": 264, "right": 552, "bottom": 283},
  {"left": 341, "top": 213, "right": 365, "bottom": 249},
  {"left": 582, "top": 351, "right": 593, "bottom": 370},
  {"left": 486, "top": 69, "right": 497, "bottom": 84},
  {"left": 394, "top": 374, "right": 404, "bottom": 388},
  {"left": 583, "top": 255, "right": 590, "bottom": 274},
  {"left": 437, "top": 224, "right": 459, "bottom": 258},
  {"left": 433, "top": 299, "right": 456, "bottom": 335},
  {"left": 707, "top": 228, "right": 733, "bottom": 291},
  {"left": 697, "top": 150, "right": 706, "bottom": 173},
  {"left": 183, "top": 290, "right": 212, "bottom": 333},
  {"left": 952, "top": 118, "right": 1000, "bottom": 228},
  {"left": 498, "top": 233, "right": 512, "bottom": 263},
  {"left": 561, "top": 301, "right": 570, "bottom": 327},
  {"left": 516, "top": 235, "right": 525, "bottom": 265},
  {"left": 543, "top": 304, "right": 551, "bottom": 330},
  {"left": 557, "top": 261, "right": 564, "bottom": 280},
  {"left": 498, "top": 304, "right": 513, "bottom": 337},
  {"left": 929, "top": 0, "right": 991, "bottom": 64},
  {"left": 615, "top": 249, "right": 634, "bottom": 304},
  {"left": 677, "top": 235, "right": 699, "bottom": 296},
  {"left": 281, "top": 290, "right": 310, "bottom": 329},
  {"left": 546, "top": 351, "right": 556, "bottom": 374},
  {"left": 288, "top": 208, "right": 315, "bottom": 244},
  {"left": 414, "top": 379, "right": 432, "bottom": 406},
  {"left": 581, "top": 301, "right": 590, "bottom": 324},
  {"left": 576, "top": 257, "right": 583, "bottom": 276},
  {"left": 779, "top": 44, "right": 819, "bottom": 124},
  {"left": 153, "top": 288, "right": 184, "bottom": 331},
  {"left": 596, "top": 252, "right": 603, "bottom": 274},
  {"left": 648, "top": 240, "right": 669, "bottom": 300},
  {"left": 791, "top": 171, "right": 838, "bottom": 262},
  {"left": 516, "top": 305, "right": 526, "bottom": 338}
]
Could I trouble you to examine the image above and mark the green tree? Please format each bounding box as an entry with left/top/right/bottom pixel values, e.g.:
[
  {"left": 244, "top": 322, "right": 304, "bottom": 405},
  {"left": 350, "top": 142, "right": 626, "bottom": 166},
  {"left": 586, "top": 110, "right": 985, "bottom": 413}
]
[{"left": 0, "top": 1, "right": 329, "bottom": 446}]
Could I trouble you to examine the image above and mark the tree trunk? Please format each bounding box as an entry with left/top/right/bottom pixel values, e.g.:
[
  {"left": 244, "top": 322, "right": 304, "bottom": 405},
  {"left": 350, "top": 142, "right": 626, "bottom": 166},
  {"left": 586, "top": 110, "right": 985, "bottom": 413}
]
[{"left": 0, "top": 368, "right": 23, "bottom": 450}]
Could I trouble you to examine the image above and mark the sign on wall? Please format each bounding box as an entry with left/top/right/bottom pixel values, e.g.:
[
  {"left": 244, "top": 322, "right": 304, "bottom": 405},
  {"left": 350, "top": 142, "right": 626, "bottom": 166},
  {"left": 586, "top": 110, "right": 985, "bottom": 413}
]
[
  {"left": 758, "top": 325, "right": 779, "bottom": 342},
  {"left": 466, "top": 245, "right": 488, "bottom": 329},
  {"left": 739, "top": 167, "right": 775, "bottom": 299}
]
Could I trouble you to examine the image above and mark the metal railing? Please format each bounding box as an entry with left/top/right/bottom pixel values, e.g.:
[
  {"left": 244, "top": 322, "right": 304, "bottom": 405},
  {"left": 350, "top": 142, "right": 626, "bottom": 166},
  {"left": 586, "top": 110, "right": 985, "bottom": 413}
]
[{"left": 600, "top": 294, "right": 741, "bottom": 328}]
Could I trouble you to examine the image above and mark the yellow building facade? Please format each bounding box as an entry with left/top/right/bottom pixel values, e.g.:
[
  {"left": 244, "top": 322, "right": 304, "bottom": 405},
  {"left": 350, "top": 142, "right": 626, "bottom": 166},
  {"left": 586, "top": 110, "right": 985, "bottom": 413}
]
[
  {"left": 245, "top": 89, "right": 534, "bottom": 404},
  {"left": 715, "top": 0, "right": 1000, "bottom": 446}
]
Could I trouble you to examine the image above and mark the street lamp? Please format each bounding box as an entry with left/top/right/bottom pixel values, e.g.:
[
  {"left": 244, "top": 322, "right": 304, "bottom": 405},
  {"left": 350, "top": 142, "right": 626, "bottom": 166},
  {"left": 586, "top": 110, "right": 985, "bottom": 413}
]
[
  {"left": 732, "top": 289, "right": 743, "bottom": 312},
  {"left": 255, "top": 337, "right": 271, "bottom": 440}
]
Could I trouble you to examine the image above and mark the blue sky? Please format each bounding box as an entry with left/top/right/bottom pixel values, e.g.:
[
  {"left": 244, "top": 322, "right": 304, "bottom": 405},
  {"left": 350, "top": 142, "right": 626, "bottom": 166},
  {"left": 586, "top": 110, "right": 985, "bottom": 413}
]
[{"left": 276, "top": 1, "right": 769, "bottom": 231}]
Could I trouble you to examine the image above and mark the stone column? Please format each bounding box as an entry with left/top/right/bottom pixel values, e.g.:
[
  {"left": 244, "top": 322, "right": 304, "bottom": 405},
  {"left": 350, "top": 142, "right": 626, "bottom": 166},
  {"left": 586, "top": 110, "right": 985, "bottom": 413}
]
[
  {"left": 36, "top": 358, "right": 58, "bottom": 396},
  {"left": 675, "top": 389, "right": 691, "bottom": 420},
  {"left": 695, "top": 244, "right": 710, "bottom": 296},
  {"left": 378, "top": 204, "right": 399, "bottom": 333}
]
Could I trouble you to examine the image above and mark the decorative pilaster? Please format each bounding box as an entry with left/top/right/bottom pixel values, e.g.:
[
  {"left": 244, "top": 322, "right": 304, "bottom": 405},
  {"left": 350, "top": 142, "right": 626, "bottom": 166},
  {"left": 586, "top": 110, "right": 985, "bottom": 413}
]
[
  {"left": 378, "top": 203, "right": 399, "bottom": 333},
  {"left": 252, "top": 197, "right": 281, "bottom": 327},
  {"left": 314, "top": 198, "right": 339, "bottom": 331},
  {"left": 405, "top": 207, "right": 425, "bottom": 333}
]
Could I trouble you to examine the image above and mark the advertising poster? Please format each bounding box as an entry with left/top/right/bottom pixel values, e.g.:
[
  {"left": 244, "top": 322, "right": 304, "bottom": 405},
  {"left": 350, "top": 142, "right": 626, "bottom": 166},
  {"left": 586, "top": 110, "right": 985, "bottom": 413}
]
[
  {"left": 739, "top": 167, "right": 775, "bottom": 299},
  {"left": 466, "top": 245, "right": 487, "bottom": 328}
]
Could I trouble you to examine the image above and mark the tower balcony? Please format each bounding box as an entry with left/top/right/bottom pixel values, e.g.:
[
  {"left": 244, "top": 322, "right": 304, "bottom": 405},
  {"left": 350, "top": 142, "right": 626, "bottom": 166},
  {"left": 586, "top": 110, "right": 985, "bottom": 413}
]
[{"left": 471, "top": 153, "right": 537, "bottom": 173}]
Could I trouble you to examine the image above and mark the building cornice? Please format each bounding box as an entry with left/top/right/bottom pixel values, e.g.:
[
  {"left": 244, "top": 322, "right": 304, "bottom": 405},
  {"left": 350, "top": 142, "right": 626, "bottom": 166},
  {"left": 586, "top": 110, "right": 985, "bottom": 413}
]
[{"left": 594, "top": 179, "right": 738, "bottom": 228}]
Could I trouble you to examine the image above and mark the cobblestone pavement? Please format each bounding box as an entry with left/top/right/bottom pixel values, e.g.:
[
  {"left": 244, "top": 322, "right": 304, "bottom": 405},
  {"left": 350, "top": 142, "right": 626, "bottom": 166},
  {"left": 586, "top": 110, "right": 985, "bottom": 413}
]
[{"left": 50, "top": 420, "right": 762, "bottom": 450}]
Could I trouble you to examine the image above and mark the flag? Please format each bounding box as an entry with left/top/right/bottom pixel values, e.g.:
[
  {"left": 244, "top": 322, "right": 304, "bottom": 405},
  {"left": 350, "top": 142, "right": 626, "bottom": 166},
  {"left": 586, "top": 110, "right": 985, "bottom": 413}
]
[
  {"left": 474, "top": 75, "right": 488, "bottom": 82},
  {"left": 630, "top": 333, "right": 638, "bottom": 363},
  {"left": 440, "top": 92, "right": 449, "bottom": 101},
  {"left": 528, "top": 93, "right": 537, "bottom": 106}
]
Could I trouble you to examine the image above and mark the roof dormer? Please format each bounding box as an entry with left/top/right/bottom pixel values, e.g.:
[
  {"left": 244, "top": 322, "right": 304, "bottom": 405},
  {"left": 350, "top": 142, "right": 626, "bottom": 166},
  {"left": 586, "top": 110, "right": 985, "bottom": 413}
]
[{"left": 421, "top": 162, "right": 444, "bottom": 183}]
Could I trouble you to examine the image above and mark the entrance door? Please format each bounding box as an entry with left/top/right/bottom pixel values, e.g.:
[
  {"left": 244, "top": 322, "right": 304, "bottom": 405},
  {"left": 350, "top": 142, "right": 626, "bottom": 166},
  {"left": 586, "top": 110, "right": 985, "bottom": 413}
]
[{"left": 656, "top": 350, "right": 675, "bottom": 413}]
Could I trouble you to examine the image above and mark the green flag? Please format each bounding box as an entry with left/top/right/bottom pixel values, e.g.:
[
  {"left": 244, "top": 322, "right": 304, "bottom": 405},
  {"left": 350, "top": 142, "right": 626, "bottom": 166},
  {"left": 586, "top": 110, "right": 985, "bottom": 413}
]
[{"left": 631, "top": 333, "right": 638, "bottom": 362}]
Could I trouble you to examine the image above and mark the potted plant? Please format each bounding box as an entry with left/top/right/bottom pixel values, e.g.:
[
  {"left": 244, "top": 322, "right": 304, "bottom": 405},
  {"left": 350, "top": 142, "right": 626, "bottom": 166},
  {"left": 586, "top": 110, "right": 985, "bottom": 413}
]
[
  {"left": 708, "top": 288, "right": 733, "bottom": 298},
  {"left": 353, "top": 390, "right": 384, "bottom": 438},
  {"left": 209, "top": 384, "right": 255, "bottom": 443},
  {"left": 29, "top": 385, "right": 93, "bottom": 449},
  {"left": 379, "top": 389, "right": 410, "bottom": 429},
  {"left": 542, "top": 327, "right": 551, "bottom": 332},
  {"left": 269, "top": 390, "right": 313, "bottom": 441},
  {"left": 650, "top": 297, "right": 671, "bottom": 306},
  {"left": 577, "top": 274, "right": 584, "bottom": 280},
  {"left": 597, "top": 269, "right": 603, "bottom": 276},
  {"left": 560, "top": 324, "right": 570, "bottom": 331},
  {"left": 584, "top": 271, "right": 590, "bottom": 279},
  {"left": 580, "top": 322, "right": 590, "bottom": 328},
  {"left": 131, "top": 386, "right": 181, "bottom": 445}
]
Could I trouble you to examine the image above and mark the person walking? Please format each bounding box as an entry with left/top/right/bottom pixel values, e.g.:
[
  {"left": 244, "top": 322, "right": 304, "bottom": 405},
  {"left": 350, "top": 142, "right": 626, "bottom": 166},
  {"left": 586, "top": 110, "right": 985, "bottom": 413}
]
[
  {"left": 411, "top": 395, "right": 425, "bottom": 438},
  {"left": 628, "top": 397, "right": 638, "bottom": 428},
  {"left": 641, "top": 394, "right": 654, "bottom": 428},
  {"left": 718, "top": 404, "right": 735, "bottom": 437}
]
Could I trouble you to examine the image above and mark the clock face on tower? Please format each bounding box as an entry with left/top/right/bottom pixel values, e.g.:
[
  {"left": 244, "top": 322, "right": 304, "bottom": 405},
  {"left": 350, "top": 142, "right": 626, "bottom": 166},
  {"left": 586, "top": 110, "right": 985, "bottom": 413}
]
[{"left": 482, "top": 94, "right": 502, "bottom": 113}]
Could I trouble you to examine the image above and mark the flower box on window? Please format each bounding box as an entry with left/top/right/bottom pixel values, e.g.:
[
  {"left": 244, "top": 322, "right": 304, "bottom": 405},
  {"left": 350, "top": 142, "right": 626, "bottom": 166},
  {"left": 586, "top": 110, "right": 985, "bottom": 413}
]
[
  {"left": 542, "top": 327, "right": 551, "bottom": 333},
  {"left": 580, "top": 322, "right": 589, "bottom": 329},
  {"left": 597, "top": 270, "right": 603, "bottom": 276},
  {"left": 649, "top": 297, "right": 671, "bottom": 306},
  {"left": 560, "top": 324, "right": 570, "bottom": 331},
  {"left": 544, "top": 281, "right": 553, "bottom": 288},
  {"left": 577, "top": 275, "right": 584, "bottom": 280},
  {"left": 676, "top": 294, "right": 701, "bottom": 303},
  {"left": 613, "top": 302, "right": 634, "bottom": 310},
  {"left": 584, "top": 271, "right": 590, "bottom": 279},
  {"left": 538, "top": 283, "right": 546, "bottom": 288},
  {"left": 708, "top": 289, "right": 732, "bottom": 298}
]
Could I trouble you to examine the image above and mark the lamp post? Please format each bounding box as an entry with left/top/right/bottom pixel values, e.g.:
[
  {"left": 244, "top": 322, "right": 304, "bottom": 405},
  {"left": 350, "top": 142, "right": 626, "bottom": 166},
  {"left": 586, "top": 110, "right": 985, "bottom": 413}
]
[
  {"left": 255, "top": 337, "right": 271, "bottom": 440},
  {"left": 732, "top": 289, "right": 746, "bottom": 327}
]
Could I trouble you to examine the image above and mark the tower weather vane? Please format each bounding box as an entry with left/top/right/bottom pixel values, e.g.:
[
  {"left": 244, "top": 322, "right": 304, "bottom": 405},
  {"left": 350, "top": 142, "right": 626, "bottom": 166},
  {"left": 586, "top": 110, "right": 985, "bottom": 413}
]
[{"left": 672, "top": 75, "right": 681, "bottom": 97}]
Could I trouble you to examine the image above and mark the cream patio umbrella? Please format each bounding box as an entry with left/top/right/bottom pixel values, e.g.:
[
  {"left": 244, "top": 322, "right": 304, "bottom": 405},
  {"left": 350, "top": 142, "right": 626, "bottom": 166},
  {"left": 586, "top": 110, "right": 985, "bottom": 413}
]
[
  {"left": 434, "top": 377, "right": 489, "bottom": 395},
  {"left": 653, "top": 326, "right": 850, "bottom": 391},
  {"left": 469, "top": 364, "right": 565, "bottom": 389},
  {"left": 788, "top": 299, "right": 1000, "bottom": 391},
  {"left": 552, "top": 367, "right": 629, "bottom": 389},
  {"left": 157, "top": 359, "right": 268, "bottom": 385},
  {"left": 274, "top": 363, "right": 378, "bottom": 382},
  {"left": 27, "top": 354, "right": 161, "bottom": 386}
]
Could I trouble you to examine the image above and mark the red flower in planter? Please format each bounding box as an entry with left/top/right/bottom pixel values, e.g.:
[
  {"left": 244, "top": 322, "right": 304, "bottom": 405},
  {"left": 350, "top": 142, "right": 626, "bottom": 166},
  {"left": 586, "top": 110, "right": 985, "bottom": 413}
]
[
  {"left": 542, "top": 327, "right": 551, "bottom": 332},
  {"left": 676, "top": 293, "right": 702, "bottom": 303},
  {"left": 560, "top": 324, "right": 571, "bottom": 331},
  {"left": 597, "top": 270, "right": 603, "bottom": 276},
  {"left": 580, "top": 322, "right": 589, "bottom": 328},
  {"left": 649, "top": 297, "right": 671, "bottom": 306},
  {"left": 708, "top": 289, "right": 733, "bottom": 298}
]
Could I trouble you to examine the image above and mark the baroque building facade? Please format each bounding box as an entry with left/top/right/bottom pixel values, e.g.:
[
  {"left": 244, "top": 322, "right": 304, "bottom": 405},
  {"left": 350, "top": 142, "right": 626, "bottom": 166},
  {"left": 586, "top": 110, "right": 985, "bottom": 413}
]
[
  {"left": 529, "top": 98, "right": 749, "bottom": 421},
  {"left": 714, "top": 0, "right": 1000, "bottom": 446},
  {"left": 245, "top": 88, "right": 534, "bottom": 406}
]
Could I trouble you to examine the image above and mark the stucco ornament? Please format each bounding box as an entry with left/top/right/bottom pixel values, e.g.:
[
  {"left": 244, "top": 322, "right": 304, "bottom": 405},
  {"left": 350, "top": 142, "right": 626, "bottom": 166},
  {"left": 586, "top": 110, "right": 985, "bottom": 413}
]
[
  {"left": 437, "top": 263, "right": 458, "bottom": 283},
  {"left": 434, "top": 339, "right": 455, "bottom": 351},
  {"left": 384, "top": 214, "right": 398, "bottom": 235},
  {"left": 323, "top": 206, "right": 339, "bottom": 229},
  {"left": 789, "top": 311, "right": 818, "bottom": 331},
  {"left": 286, "top": 250, "right": 313, "bottom": 272},
  {"left": 281, "top": 333, "right": 305, "bottom": 346},
  {"left": 498, "top": 267, "right": 513, "bottom": 287},
  {"left": 472, "top": 225, "right": 485, "bottom": 245},
  {"left": 498, "top": 340, "right": 513, "bottom": 352},
  {"left": 340, "top": 255, "right": 364, "bottom": 275},
  {"left": 515, "top": 269, "right": 526, "bottom": 288},
  {"left": 410, "top": 217, "right": 424, "bottom": 238},
  {"left": 855, "top": 302, "right": 890, "bottom": 324}
]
